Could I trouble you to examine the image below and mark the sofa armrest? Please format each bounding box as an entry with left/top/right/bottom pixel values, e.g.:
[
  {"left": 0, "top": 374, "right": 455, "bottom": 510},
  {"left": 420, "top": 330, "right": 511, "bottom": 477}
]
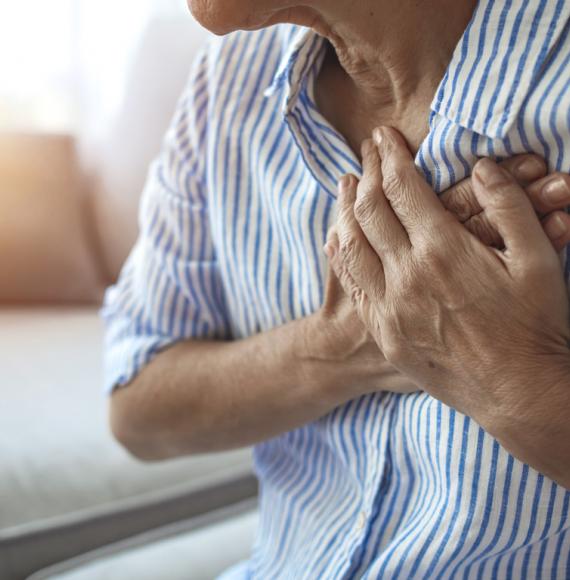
[{"left": 1, "top": 475, "right": 258, "bottom": 580}]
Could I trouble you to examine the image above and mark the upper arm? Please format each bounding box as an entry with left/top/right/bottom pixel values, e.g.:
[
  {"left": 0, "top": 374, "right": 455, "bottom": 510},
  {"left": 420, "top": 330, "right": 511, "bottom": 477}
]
[{"left": 101, "top": 45, "right": 231, "bottom": 397}]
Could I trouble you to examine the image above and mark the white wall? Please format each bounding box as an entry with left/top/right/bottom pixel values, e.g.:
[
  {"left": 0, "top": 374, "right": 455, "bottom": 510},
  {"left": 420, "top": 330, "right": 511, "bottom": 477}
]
[
  {"left": 0, "top": 0, "right": 211, "bottom": 278},
  {"left": 80, "top": 3, "right": 211, "bottom": 278}
]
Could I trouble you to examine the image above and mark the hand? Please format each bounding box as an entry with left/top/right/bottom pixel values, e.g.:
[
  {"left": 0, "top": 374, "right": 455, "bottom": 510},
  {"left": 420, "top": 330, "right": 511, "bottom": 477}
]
[
  {"left": 326, "top": 128, "right": 570, "bottom": 441},
  {"left": 303, "top": 263, "right": 418, "bottom": 396},
  {"left": 440, "top": 154, "right": 570, "bottom": 251},
  {"left": 317, "top": 148, "right": 570, "bottom": 402}
]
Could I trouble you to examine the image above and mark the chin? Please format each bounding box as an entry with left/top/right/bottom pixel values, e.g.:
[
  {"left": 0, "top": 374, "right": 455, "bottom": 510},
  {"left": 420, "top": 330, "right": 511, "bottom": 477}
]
[{"left": 187, "top": 0, "right": 263, "bottom": 35}]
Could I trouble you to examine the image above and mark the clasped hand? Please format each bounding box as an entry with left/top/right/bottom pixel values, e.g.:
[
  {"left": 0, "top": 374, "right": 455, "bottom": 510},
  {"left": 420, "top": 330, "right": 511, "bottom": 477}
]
[{"left": 324, "top": 127, "right": 570, "bottom": 438}]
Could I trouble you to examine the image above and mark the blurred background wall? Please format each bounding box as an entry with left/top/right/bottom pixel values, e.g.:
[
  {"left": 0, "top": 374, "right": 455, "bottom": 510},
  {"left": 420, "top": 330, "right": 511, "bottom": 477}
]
[{"left": 0, "top": 0, "right": 210, "bottom": 300}]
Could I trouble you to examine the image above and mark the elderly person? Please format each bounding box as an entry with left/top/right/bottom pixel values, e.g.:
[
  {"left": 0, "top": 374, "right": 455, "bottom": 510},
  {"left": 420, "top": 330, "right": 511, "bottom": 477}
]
[{"left": 104, "top": 0, "right": 570, "bottom": 577}]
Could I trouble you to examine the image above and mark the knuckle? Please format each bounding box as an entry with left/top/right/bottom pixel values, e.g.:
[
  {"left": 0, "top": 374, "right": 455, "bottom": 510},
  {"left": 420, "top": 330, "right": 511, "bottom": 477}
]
[
  {"left": 445, "top": 183, "right": 478, "bottom": 222},
  {"left": 486, "top": 183, "right": 522, "bottom": 210},
  {"left": 382, "top": 166, "right": 407, "bottom": 195},
  {"left": 415, "top": 239, "right": 443, "bottom": 266},
  {"left": 465, "top": 214, "right": 502, "bottom": 247},
  {"left": 353, "top": 191, "right": 377, "bottom": 224},
  {"left": 349, "top": 284, "right": 366, "bottom": 308},
  {"left": 338, "top": 232, "right": 360, "bottom": 264},
  {"left": 333, "top": 264, "right": 353, "bottom": 298},
  {"left": 414, "top": 237, "right": 457, "bottom": 280}
]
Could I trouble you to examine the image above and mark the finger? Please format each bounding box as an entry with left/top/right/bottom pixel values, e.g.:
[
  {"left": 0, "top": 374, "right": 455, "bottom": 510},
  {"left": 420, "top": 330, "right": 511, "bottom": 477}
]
[
  {"left": 355, "top": 139, "right": 410, "bottom": 263},
  {"left": 525, "top": 173, "right": 570, "bottom": 216},
  {"left": 325, "top": 230, "right": 376, "bottom": 316},
  {"left": 498, "top": 154, "right": 547, "bottom": 187},
  {"left": 440, "top": 154, "right": 546, "bottom": 223},
  {"left": 465, "top": 208, "right": 570, "bottom": 252},
  {"left": 326, "top": 249, "right": 370, "bottom": 315},
  {"left": 541, "top": 211, "right": 570, "bottom": 253},
  {"left": 439, "top": 178, "right": 481, "bottom": 223},
  {"left": 463, "top": 212, "right": 504, "bottom": 248},
  {"left": 321, "top": 231, "right": 344, "bottom": 316},
  {"left": 471, "top": 158, "right": 554, "bottom": 260},
  {"left": 373, "top": 126, "right": 458, "bottom": 242},
  {"left": 333, "top": 174, "right": 386, "bottom": 301}
]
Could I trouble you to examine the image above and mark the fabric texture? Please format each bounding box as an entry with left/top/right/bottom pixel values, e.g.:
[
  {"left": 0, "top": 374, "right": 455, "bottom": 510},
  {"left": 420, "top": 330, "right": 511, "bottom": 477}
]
[{"left": 102, "top": 0, "right": 570, "bottom": 577}]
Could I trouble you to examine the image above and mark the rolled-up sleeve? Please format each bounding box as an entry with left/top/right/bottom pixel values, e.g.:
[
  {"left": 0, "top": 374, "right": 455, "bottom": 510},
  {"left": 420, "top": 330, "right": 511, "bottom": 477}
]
[{"left": 101, "top": 46, "right": 231, "bottom": 395}]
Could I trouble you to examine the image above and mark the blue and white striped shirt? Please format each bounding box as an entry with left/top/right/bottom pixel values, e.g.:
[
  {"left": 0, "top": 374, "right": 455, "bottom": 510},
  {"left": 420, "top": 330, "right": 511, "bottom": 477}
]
[{"left": 102, "top": 0, "right": 570, "bottom": 577}]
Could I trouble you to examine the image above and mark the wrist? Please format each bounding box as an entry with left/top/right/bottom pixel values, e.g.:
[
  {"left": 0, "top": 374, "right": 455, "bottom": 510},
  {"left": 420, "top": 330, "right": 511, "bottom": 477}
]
[
  {"left": 294, "top": 313, "right": 369, "bottom": 405},
  {"left": 485, "top": 353, "right": 570, "bottom": 489}
]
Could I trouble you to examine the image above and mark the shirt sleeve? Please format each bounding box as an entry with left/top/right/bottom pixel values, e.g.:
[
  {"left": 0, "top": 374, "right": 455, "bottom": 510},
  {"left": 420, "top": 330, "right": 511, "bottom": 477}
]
[{"left": 100, "top": 45, "right": 231, "bottom": 396}]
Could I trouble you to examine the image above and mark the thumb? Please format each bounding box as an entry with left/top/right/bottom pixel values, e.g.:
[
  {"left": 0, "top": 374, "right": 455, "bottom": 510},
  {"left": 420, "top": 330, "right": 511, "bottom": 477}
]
[{"left": 471, "top": 158, "right": 553, "bottom": 259}]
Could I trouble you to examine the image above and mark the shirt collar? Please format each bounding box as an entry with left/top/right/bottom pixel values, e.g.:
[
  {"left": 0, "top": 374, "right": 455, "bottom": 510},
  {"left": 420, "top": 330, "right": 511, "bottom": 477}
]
[
  {"left": 431, "top": 0, "right": 570, "bottom": 139},
  {"left": 264, "top": 26, "right": 326, "bottom": 113},
  {"left": 265, "top": 1, "right": 570, "bottom": 139}
]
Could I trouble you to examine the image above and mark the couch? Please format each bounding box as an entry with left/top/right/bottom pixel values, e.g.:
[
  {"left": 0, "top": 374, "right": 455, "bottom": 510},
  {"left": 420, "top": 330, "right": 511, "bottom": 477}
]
[{"left": 0, "top": 11, "right": 258, "bottom": 580}]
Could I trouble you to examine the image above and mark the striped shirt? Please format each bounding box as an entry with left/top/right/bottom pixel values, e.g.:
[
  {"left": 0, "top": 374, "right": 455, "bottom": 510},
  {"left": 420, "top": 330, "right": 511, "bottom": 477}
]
[{"left": 102, "top": 0, "right": 570, "bottom": 577}]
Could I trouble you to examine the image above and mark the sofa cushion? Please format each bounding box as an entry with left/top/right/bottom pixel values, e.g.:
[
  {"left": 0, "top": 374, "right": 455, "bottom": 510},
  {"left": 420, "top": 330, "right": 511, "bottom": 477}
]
[
  {"left": 0, "top": 134, "right": 105, "bottom": 303},
  {"left": 0, "top": 308, "right": 255, "bottom": 579},
  {"left": 29, "top": 504, "right": 258, "bottom": 580}
]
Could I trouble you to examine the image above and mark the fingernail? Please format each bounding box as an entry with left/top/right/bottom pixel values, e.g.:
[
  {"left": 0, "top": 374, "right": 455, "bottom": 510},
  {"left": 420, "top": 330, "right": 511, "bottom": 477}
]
[
  {"left": 338, "top": 175, "right": 351, "bottom": 195},
  {"left": 372, "top": 127, "right": 383, "bottom": 145},
  {"left": 514, "top": 157, "right": 545, "bottom": 181},
  {"left": 373, "top": 126, "right": 394, "bottom": 147},
  {"left": 323, "top": 242, "right": 336, "bottom": 258},
  {"left": 474, "top": 158, "right": 510, "bottom": 187},
  {"left": 542, "top": 176, "right": 570, "bottom": 204},
  {"left": 544, "top": 214, "right": 568, "bottom": 239}
]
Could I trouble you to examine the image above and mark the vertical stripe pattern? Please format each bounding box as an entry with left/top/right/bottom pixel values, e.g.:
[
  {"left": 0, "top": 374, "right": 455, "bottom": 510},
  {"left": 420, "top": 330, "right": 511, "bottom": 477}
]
[{"left": 102, "top": 2, "right": 570, "bottom": 578}]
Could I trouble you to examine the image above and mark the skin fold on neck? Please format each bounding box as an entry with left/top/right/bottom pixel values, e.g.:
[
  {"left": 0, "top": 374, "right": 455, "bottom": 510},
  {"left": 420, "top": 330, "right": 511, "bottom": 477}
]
[{"left": 268, "top": 0, "right": 478, "bottom": 156}]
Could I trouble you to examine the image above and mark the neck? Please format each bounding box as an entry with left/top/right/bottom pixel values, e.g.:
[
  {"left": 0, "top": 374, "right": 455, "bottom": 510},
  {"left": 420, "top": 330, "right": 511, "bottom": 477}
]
[
  {"left": 319, "top": 1, "right": 475, "bottom": 108},
  {"left": 272, "top": 0, "right": 477, "bottom": 153}
]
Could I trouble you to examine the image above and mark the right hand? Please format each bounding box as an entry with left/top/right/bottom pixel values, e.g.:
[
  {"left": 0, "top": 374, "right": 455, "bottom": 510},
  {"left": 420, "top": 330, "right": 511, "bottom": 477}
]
[
  {"left": 304, "top": 261, "right": 419, "bottom": 396},
  {"left": 305, "top": 152, "right": 570, "bottom": 400}
]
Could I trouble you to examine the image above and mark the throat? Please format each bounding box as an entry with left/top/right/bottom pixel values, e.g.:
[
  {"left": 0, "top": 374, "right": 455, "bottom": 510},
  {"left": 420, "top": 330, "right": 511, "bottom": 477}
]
[{"left": 314, "top": 42, "right": 434, "bottom": 159}]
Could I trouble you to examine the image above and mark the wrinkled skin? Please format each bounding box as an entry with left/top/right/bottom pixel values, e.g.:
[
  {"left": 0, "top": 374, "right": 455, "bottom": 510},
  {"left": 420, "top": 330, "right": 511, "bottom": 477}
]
[
  {"left": 321, "top": 141, "right": 570, "bottom": 398},
  {"left": 325, "top": 127, "right": 570, "bottom": 486}
]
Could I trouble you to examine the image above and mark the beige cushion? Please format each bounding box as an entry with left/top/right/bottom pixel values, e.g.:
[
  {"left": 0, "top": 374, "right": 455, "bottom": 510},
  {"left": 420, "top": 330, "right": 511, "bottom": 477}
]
[
  {"left": 0, "top": 308, "right": 255, "bottom": 580},
  {"left": 0, "top": 134, "right": 104, "bottom": 303}
]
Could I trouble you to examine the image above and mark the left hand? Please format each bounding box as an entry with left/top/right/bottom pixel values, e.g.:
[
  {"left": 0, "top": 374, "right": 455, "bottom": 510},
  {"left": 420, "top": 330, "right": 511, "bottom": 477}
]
[
  {"left": 326, "top": 127, "right": 570, "bottom": 466},
  {"left": 438, "top": 154, "right": 570, "bottom": 252}
]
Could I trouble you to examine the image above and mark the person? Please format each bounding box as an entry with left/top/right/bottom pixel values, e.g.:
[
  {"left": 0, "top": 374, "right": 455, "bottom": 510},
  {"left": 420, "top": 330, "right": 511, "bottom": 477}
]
[{"left": 102, "top": 0, "right": 570, "bottom": 576}]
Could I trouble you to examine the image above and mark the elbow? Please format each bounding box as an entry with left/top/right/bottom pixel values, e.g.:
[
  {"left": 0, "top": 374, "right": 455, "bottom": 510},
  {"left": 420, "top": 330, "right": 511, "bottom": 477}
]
[
  {"left": 110, "top": 417, "right": 162, "bottom": 463},
  {"left": 108, "top": 383, "right": 174, "bottom": 462}
]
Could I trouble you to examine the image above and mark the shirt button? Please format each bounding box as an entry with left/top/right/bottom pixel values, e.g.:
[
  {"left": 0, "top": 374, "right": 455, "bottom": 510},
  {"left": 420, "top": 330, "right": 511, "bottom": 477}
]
[{"left": 356, "top": 511, "right": 367, "bottom": 531}]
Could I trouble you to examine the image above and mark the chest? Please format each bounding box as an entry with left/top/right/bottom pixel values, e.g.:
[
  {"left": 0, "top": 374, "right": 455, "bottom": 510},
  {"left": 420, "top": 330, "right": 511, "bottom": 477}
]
[
  {"left": 205, "top": 124, "right": 337, "bottom": 336},
  {"left": 204, "top": 67, "right": 570, "bottom": 338}
]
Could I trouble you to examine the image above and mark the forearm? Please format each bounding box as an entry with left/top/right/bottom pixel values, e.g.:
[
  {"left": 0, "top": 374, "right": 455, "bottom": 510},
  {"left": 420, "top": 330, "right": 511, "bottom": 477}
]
[
  {"left": 110, "top": 315, "right": 363, "bottom": 460},
  {"left": 485, "top": 355, "right": 570, "bottom": 490}
]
